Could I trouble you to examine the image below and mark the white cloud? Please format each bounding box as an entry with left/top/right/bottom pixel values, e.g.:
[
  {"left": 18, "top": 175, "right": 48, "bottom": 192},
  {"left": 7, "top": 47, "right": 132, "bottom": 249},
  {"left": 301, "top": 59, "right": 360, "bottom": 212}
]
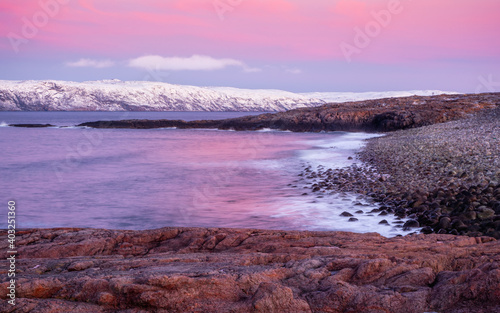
[
  {"left": 66, "top": 58, "right": 115, "bottom": 68},
  {"left": 128, "top": 55, "right": 261, "bottom": 72},
  {"left": 286, "top": 68, "right": 302, "bottom": 74}
]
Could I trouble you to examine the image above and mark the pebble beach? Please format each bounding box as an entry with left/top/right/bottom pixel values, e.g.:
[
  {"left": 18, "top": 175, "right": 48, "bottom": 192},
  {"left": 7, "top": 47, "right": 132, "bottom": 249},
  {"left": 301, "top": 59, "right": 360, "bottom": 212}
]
[{"left": 307, "top": 107, "right": 500, "bottom": 238}]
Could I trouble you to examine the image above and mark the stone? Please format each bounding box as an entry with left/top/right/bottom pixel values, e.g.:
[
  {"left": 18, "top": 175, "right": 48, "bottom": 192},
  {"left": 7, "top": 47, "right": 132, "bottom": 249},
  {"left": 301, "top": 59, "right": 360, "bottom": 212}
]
[
  {"left": 251, "top": 283, "right": 311, "bottom": 313},
  {"left": 403, "top": 219, "right": 420, "bottom": 229},
  {"left": 478, "top": 208, "right": 495, "bottom": 220},
  {"left": 439, "top": 217, "right": 451, "bottom": 230},
  {"left": 421, "top": 226, "right": 433, "bottom": 234},
  {"left": 1, "top": 227, "right": 499, "bottom": 312}
]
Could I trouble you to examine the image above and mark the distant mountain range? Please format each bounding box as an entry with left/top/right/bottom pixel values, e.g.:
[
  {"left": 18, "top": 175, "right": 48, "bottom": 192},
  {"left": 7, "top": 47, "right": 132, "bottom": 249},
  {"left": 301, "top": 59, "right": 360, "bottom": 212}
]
[{"left": 0, "top": 80, "right": 458, "bottom": 112}]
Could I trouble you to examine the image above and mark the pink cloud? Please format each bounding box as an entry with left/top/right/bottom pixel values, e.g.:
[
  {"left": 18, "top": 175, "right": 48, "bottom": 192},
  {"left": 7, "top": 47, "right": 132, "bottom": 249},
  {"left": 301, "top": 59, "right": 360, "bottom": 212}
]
[{"left": 1, "top": 0, "right": 499, "bottom": 64}]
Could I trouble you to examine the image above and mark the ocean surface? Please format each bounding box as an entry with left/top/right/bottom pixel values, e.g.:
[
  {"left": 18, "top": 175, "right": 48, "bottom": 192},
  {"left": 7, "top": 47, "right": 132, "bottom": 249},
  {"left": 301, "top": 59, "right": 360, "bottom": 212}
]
[{"left": 0, "top": 112, "right": 412, "bottom": 237}]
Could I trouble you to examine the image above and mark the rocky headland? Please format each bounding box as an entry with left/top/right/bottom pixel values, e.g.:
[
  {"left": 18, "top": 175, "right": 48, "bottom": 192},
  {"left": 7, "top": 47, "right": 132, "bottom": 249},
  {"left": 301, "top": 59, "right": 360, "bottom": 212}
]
[
  {"left": 78, "top": 93, "right": 499, "bottom": 132},
  {"left": 1, "top": 227, "right": 500, "bottom": 312}
]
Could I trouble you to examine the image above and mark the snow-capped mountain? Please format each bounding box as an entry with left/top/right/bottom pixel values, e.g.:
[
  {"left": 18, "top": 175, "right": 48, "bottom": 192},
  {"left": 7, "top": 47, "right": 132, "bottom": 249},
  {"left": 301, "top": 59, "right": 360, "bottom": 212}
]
[{"left": 0, "top": 80, "right": 459, "bottom": 112}]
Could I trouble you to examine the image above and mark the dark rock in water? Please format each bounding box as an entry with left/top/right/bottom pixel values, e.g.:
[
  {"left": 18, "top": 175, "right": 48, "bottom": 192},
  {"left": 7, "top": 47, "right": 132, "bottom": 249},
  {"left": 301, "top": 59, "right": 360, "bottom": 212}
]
[
  {"left": 340, "top": 211, "right": 354, "bottom": 217},
  {"left": 403, "top": 219, "right": 420, "bottom": 230},
  {"left": 9, "top": 123, "right": 55, "bottom": 127},
  {"left": 421, "top": 226, "right": 434, "bottom": 234},
  {"left": 379, "top": 219, "right": 389, "bottom": 225},
  {"left": 355, "top": 210, "right": 364, "bottom": 214},
  {"left": 348, "top": 217, "right": 358, "bottom": 222},
  {"left": 378, "top": 210, "right": 388, "bottom": 216}
]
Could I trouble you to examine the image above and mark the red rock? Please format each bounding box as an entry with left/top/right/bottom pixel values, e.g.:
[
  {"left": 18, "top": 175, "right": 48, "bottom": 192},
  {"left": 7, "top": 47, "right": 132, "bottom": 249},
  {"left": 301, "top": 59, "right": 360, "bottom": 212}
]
[{"left": 1, "top": 227, "right": 499, "bottom": 312}]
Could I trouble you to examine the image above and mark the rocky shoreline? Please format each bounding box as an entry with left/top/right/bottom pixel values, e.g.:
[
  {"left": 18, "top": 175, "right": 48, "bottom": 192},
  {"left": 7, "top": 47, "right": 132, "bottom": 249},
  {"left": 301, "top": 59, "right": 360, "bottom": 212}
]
[
  {"left": 78, "top": 93, "right": 500, "bottom": 132},
  {"left": 2, "top": 93, "right": 500, "bottom": 312},
  {"left": 303, "top": 107, "right": 500, "bottom": 238},
  {"left": 1, "top": 227, "right": 500, "bottom": 312}
]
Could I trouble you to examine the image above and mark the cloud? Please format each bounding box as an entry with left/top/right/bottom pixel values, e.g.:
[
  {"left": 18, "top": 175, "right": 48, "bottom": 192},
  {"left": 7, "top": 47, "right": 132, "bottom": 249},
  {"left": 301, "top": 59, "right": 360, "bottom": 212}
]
[
  {"left": 66, "top": 58, "right": 115, "bottom": 68},
  {"left": 128, "top": 55, "right": 260, "bottom": 72},
  {"left": 286, "top": 68, "right": 302, "bottom": 74}
]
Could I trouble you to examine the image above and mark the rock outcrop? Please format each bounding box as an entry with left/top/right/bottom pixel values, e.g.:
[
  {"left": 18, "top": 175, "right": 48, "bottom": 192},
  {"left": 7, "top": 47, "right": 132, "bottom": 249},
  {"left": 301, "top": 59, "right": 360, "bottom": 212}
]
[
  {"left": 79, "top": 93, "right": 500, "bottom": 132},
  {"left": 1, "top": 227, "right": 499, "bottom": 312}
]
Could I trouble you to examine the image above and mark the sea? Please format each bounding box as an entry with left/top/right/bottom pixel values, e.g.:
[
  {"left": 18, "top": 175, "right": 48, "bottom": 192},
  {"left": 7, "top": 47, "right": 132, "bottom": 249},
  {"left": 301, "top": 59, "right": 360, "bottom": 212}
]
[{"left": 0, "top": 112, "right": 413, "bottom": 237}]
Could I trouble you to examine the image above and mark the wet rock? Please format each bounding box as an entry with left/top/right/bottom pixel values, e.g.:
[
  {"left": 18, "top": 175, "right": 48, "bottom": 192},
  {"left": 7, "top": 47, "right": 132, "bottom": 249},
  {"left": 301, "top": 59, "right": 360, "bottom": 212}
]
[
  {"left": 9, "top": 123, "right": 55, "bottom": 128},
  {"left": 403, "top": 219, "right": 420, "bottom": 230},
  {"left": 340, "top": 211, "right": 353, "bottom": 217},
  {"left": 421, "top": 226, "right": 434, "bottom": 234}
]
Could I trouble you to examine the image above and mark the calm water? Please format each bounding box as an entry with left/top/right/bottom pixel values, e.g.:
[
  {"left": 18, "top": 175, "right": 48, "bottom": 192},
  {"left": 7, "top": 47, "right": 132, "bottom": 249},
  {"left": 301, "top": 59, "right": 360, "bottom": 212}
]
[{"left": 0, "top": 112, "right": 410, "bottom": 236}]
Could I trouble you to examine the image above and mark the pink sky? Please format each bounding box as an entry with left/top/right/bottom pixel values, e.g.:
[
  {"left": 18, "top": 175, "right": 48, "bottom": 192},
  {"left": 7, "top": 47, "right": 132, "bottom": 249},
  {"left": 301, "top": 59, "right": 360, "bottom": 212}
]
[{"left": 1, "top": 0, "right": 499, "bottom": 92}]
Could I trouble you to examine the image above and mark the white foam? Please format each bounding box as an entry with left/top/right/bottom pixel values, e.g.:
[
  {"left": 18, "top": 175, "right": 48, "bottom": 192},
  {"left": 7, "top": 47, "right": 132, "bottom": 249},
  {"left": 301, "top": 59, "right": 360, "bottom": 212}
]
[
  {"left": 297, "top": 132, "right": 382, "bottom": 169},
  {"left": 273, "top": 192, "right": 415, "bottom": 237},
  {"left": 290, "top": 132, "right": 418, "bottom": 237}
]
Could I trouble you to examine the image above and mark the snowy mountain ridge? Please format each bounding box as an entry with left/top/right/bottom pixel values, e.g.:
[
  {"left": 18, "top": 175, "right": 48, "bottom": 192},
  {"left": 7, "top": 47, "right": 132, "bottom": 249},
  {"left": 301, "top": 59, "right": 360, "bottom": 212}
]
[{"left": 0, "top": 80, "right": 459, "bottom": 112}]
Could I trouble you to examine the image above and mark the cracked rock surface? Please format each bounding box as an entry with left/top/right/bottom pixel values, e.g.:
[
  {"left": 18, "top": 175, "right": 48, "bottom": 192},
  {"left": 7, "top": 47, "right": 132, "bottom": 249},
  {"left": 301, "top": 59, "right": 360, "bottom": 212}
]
[{"left": 1, "top": 227, "right": 499, "bottom": 312}]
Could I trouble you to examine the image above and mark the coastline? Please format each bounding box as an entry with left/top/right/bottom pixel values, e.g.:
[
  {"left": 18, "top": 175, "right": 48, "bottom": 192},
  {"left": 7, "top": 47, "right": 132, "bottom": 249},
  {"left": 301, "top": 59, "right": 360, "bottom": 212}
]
[
  {"left": 1, "top": 94, "right": 499, "bottom": 311},
  {"left": 306, "top": 106, "right": 500, "bottom": 238},
  {"left": 76, "top": 93, "right": 499, "bottom": 132}
]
